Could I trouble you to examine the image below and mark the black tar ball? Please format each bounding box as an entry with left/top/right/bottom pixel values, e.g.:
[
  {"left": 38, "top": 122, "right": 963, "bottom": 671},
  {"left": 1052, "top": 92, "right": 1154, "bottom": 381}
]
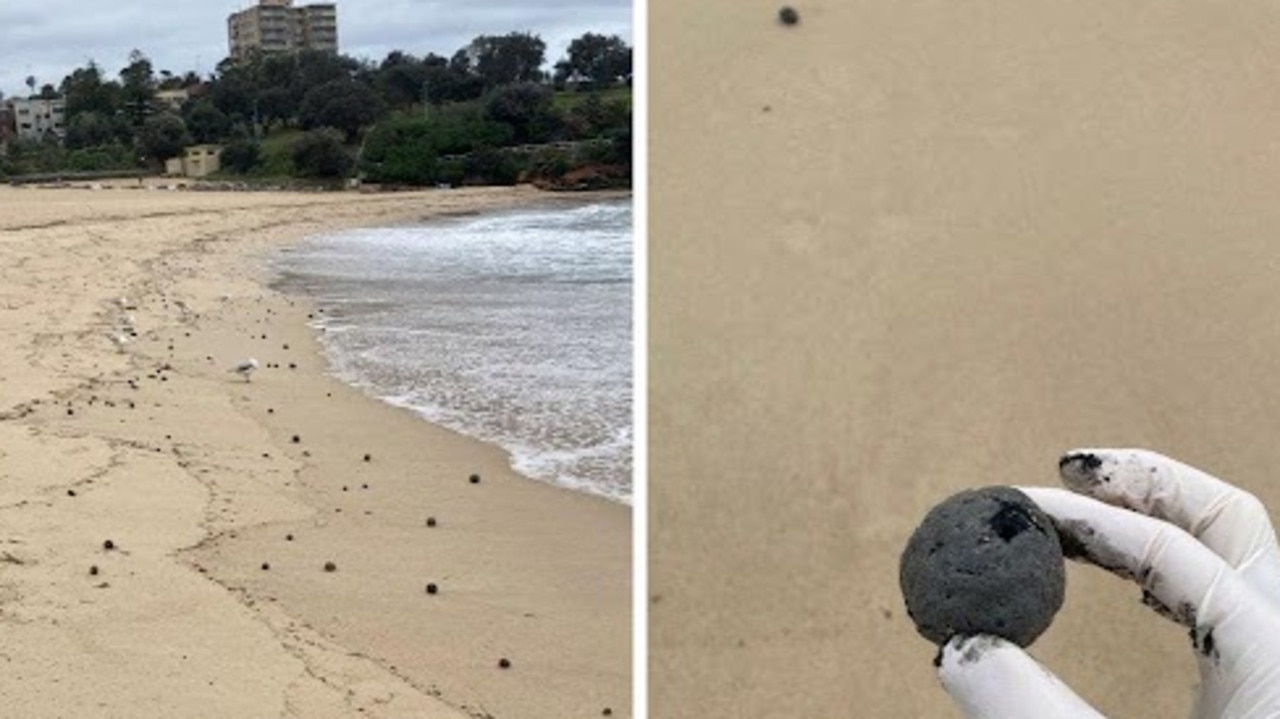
[
  {"left": 899, "top": 486, "right": 1064, "bottom": 647},
  {"left": 778, "top": 6, "right": 799, "bottom": 25},
  {"left": 324, "top": 561, "right": 337, "bottom": 572},
  {"left": 469, "top": 474, "right": 481, "bottom": 484},
  {"left": 426, "top": 583, "right": 438, "bottom": 595},
  {"left": 498, "top": 658, "right": 511, "bottom": 669},
  {"left": 103, "top": 539, "right": 116, "bottom": 551}
]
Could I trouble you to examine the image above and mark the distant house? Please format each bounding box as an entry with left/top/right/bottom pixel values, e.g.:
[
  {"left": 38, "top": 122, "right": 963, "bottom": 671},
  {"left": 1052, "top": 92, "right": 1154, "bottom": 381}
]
[
  {"left": 0, "top": 105, "right": 14, "bottom": 152},
  {"left": 7, "top": 96, "right": 66, "bottom": 142},
  {"left": 165, "top": 144, "right": 223, "bottom": 178},
  {"left": 155, "top": 88, "right": 190, "bottom": 113}
]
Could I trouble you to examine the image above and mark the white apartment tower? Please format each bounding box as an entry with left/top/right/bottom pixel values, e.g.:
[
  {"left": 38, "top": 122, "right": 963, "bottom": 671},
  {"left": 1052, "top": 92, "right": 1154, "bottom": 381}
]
[{"left": 228, "top": 0, "right": 338, "bottom": 60}]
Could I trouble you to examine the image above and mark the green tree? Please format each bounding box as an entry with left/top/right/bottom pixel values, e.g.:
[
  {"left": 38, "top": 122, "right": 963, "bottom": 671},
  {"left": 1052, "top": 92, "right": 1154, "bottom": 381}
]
[
  {"left": 554, "top": 34, "right": 632, "bottom": 89},
  {"left": 299, "top": 79, "right": 386, "bottom": 142},
  {"left": 421, "top": 52, "right": 485, "bottom": 103},
  {"left": 295, "top": 50, "right": 360, "bottom": 98},
  {"left": 138, "top": 112, "right": 191, "bottom": 161},
  {"left": 467, "top": 32, "right": 547, "bottom": 87},
  {"left": 484, "top": 82, "right": 558, "bottom": 143},
  {"left": 62, "top": 63, "right": 123, "bottom": 120},
  {"left": 220, "top": 139, "right": 262, "bottom": 173},
  {"left": 359, "top": 106, "right": 514, "bottom": 185},
  {"left": 184, "top": 100, "right": 231, "bottom": 144},
  {"left": 120, "top": 49, "right": 157, "bottom": 128},
  {"left": 292, "top": 128, "right": 352, "bottom": 178},
  {"left": 64, "top": 111, "right": 130, "bottom": 150},
  {"left": 564, "top": 93, "right": 631, "bottom": 140},
  {"left": 210, "top": 55, "right": 260, "bottom": 123},
  {"left": 376, "top": 51, "right": 430, "bottom": 108}
]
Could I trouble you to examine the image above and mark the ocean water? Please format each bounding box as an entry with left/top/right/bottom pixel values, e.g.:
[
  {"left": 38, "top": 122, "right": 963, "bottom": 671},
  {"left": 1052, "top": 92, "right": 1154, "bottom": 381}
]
[{"left": 272, "top": 200, "right": 633, "bottom": 503}]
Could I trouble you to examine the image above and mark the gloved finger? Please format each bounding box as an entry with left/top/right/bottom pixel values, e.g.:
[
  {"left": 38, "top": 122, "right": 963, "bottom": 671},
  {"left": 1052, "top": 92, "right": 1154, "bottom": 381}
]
[
  {"left": 1057, "top": 449, "right": 1280, "bottom": 601},
  {"left": 938, "top": 634, "right": 1106, "bottom": 718},
  {"left": 1019, "top": 487, "right": 1247, "bottom": 628}
]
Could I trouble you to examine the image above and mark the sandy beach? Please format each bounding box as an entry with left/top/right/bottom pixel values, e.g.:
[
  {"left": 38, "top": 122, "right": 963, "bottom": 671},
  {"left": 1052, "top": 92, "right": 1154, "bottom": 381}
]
[
  {"left": 651, "top": 0, "right": 1280, "bottom": 716},
  {"left": 0, "top": 185, "right": 630, "bottom": 717}
]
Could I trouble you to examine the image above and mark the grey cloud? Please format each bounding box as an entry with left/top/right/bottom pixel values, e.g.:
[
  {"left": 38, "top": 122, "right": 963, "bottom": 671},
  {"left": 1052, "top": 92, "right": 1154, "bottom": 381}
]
[{"left": 0, "top": 0, "right": 630, "bottom": 97}]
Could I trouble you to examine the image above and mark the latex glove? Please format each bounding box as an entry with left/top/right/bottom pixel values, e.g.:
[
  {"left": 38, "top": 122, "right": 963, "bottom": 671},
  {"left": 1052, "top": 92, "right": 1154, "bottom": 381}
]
[{"left": 937, "top": 449, "right": 1280, "bottom": 718}]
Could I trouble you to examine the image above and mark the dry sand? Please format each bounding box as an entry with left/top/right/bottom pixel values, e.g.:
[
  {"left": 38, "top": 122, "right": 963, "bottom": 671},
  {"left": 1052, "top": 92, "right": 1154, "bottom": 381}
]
[
  {"left": 651, "top": 1, "right": 1280, "bottom": 716},
  {"left": 0, "top": 185, "right": 629, "bottom": 718}
]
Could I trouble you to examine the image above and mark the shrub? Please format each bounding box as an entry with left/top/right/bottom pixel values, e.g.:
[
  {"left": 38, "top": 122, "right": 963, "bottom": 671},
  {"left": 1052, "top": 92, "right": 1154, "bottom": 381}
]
[
  {"left": 220, "top": 139, "right": 262, "bottom": 174},
  {"left": 291, "top": 128, "right": 352, "bottom": 178}
]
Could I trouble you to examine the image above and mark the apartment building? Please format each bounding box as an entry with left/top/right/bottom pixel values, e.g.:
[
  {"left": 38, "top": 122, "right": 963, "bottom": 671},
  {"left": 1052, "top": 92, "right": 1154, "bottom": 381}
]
[
  {"left": 228, "top": 0, "right": 338, "bottom": 60},
  {"left": 155, "top": 88, "right": 191, "bottom": 113},
  {"left": 0, "top": 106, "right": 14, "bottom": 152},
  {"left": 6, "top": 97, "right": 67, "bottom": 142}
]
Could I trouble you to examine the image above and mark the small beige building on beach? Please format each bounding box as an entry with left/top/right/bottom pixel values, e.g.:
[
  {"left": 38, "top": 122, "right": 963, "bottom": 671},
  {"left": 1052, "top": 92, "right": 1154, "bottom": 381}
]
[{"left": 165, "top": 144, "right": 223, "bottom": 177}]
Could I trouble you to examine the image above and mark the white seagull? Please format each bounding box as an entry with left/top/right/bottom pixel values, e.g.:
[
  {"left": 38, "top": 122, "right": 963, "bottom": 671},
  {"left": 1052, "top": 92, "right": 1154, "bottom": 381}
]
[{"left": 230, "top": 358, "right": 259, "bottom": 382}]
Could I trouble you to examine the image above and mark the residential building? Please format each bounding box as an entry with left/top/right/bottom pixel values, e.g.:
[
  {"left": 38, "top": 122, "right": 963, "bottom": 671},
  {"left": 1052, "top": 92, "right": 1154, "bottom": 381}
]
[
  {"left": 0, "top": 105, "right": 14, "bottom": 152},
  {"left": 155, "top": 88, "right": 190, "bottom": 113},
  {"left": 228, "top": 0, "right": 338, "bottom": 60},
  {"left": 7, "top": 97, "right": 66, "bottom": 142}
]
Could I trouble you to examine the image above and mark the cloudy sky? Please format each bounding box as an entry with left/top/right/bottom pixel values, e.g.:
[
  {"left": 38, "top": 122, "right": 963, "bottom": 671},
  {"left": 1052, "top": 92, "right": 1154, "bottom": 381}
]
[{"left": 0, "top": 0, "right": 632, "bottom": 98}]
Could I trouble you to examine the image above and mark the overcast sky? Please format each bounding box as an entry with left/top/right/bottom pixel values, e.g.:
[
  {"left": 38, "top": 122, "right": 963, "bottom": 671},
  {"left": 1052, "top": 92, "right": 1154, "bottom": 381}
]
[{"left": 0, "top": 0, "right": 631, "bottom": 98}]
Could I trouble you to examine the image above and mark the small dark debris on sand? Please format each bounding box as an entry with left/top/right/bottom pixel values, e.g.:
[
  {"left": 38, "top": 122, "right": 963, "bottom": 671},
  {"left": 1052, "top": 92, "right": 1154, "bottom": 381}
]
[
  {"left": 261, "top": 562, "right": 270, "bottom": 571},
  {"left": 779, "top": 6, "right": 799, "bottom": 25},
  {"left": 426, "top": 517, "right": 437, "bottom": 527},
  {"left": 363, "top": 453, "right": 372, "bottom": 462},
  {"left": 324, "top": 561, "right": 337, "bottom": 572},
  {"left": 469, "top": 474, "right": 481, "bottom": 485},
  {"left": 67, "top": 489, "right": 76, "bottom": 497},
  {"left": 291, "top": 435, "right": 301, "bottom": 443},
  {"left": 103, "top": 539, "right": 116, "bottom": 551},
  {"left": 286, "top": 534, "right": 294, "bottom": 541},
  {"left": 89, "top": 565, "right": 99, "bottom": 576},
  {"left": 426, "top": 582, "right": 438, "bottom": 595},
  {"left": 498, "top": 658, "right": 511, "bottom": 669}
]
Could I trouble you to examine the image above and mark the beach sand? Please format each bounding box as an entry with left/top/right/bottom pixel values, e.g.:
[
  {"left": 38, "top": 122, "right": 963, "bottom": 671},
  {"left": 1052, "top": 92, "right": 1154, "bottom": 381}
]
[
  {"left": 0, "top": 185, "right": 629, "bottom": 718},
  {"left": 651, "top": 1, "right": 1280, "bottom": 716}
]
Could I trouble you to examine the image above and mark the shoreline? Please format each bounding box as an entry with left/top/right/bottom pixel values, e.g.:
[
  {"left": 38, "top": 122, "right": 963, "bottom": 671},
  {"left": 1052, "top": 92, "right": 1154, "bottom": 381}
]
[
  {"left": 0, "top": 186, "right": 631, "bottom": 718},
  {"left": 268, "top": 196, "right": 634, "bottom": 505}
]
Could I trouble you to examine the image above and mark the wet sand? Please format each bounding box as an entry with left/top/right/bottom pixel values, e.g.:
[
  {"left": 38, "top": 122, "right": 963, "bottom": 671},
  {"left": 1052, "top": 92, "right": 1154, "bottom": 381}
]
[
  {"left": 0, "top": 185, "right": 629, "bottom": 718},
  {"left": 650, "top": 1, "right": 1280, "bottom": 716}
]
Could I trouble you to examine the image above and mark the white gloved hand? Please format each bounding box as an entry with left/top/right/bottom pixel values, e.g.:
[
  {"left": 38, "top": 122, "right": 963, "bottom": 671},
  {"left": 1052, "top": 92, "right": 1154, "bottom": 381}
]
[{"left": 937, "top": 449, "right": 1280, "bottom": 719}]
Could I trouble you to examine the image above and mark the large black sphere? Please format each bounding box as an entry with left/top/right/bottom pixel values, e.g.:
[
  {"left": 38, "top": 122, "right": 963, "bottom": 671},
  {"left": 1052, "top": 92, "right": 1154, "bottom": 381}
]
[{"left": 899, "top": 486, "right": 1065, "bottom": 647}]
